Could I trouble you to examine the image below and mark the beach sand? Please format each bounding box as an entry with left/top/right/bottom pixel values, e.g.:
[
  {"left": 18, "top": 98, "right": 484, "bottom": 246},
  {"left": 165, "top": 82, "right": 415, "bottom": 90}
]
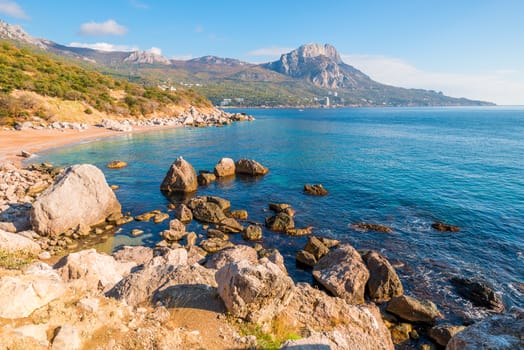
[{"left": 0, "top": 125, "right": 180, "bottom": 166}]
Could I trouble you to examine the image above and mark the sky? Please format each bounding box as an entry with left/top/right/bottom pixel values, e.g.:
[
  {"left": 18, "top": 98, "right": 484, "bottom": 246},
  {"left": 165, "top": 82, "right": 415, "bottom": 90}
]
[{"left": 1, "top": 0, "right": 523, "bottom": 105}]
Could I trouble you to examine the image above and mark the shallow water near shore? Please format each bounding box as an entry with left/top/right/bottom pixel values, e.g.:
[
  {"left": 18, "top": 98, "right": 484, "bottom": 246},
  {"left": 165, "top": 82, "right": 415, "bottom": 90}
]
[{"left": 36, "top": 107, "right": 524, "bottom": 322}]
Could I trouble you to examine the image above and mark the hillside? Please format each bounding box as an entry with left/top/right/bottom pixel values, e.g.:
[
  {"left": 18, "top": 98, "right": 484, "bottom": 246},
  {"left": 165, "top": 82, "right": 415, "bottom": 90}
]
[
  {"left": 0, "top": 41, "right": 211, "bottom": 126},
  {"left": 0, "top": 20, "right": 494, "bottom": 108}
]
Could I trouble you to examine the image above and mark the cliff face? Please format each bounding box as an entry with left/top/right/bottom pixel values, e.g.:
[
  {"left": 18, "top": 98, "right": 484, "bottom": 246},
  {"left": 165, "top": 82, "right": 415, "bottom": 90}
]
[
  {"left": 264, "top": 43, "right": 375, "bottom": 89},
  {"left": 0, "top": 20, "right": 48, "bottom": 49},
  {"left": 123, "top": 50, "right": 171, "bottom": 65}
]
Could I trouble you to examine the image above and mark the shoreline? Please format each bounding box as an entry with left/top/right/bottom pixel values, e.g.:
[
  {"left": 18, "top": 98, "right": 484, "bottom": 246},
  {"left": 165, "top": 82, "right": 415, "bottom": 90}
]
[{"left": 0, "top": 124, "right": 184, "bottom": 167}]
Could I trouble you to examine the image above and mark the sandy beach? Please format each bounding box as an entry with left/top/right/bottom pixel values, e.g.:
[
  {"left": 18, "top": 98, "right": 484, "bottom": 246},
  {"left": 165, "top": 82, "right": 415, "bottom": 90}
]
[{"left": 0, "top": 125, "right": 181, "bottom": 166}]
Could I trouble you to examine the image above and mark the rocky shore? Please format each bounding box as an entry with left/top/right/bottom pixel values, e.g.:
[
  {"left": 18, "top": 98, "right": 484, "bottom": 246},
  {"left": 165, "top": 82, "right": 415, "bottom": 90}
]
[
  {"left": 0, "top": 157, "right": 522, "bottom": 349},
  {"left": 9, "top": 107, "right": 254, "bottom": 133}
]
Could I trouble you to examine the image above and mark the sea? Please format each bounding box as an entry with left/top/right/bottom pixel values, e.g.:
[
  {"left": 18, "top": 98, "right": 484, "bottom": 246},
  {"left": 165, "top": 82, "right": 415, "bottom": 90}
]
[{"left": 35, "top": 107, "right": 524, "bottom": 322}]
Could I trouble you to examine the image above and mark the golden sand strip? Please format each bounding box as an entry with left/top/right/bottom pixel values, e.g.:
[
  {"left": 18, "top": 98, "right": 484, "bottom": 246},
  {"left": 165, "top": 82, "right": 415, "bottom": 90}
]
[{"left": 0, "top": 125, "right": 181, "bottom": 166}]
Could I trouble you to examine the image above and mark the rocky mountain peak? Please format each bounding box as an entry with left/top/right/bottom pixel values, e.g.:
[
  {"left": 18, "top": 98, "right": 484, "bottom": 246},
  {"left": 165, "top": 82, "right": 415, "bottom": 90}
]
[
  {"left": 293, "top": 43, "right": 342, "bottom": 63},
  {"left": 0, "top": 20, "right": 48, "bottom": 50},
  {"left": 123, "top": 50, "right": 171, "bottom": 65},
  {"left": 264, "top": 43, "right": 371, "bottom": 89}
]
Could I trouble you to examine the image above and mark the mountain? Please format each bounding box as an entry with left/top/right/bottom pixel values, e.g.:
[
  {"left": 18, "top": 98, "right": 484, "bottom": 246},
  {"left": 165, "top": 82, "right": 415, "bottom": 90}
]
[
  {"left": 0, "top": 20, "right": 493, "bottom": 107},
  {"left": 264, "top": 43, "right": 377, "bottom": 89}
]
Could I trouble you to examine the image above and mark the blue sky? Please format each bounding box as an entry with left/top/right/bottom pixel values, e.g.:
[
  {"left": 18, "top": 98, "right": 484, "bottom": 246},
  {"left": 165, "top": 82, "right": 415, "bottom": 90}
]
[{"left": 1, "top": 0, "right": 523, "bottom": 104}]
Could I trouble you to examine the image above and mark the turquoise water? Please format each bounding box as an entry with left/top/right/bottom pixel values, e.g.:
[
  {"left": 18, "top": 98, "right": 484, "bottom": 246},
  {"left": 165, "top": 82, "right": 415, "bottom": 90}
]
[{"left": 37, "top": 107, "right": 524, "bottom": 321}]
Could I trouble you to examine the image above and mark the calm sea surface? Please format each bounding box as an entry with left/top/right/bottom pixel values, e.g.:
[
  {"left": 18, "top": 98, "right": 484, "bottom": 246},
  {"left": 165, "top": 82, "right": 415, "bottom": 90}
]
[{"left": 37, "top": 107, "right": 524, "bottom": 321}]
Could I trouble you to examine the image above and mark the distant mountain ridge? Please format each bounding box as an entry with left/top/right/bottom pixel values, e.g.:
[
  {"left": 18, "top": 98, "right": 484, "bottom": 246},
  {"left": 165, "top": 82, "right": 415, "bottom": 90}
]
[{"left": 0, "top": 20, "right": 494, "bottom": 107}]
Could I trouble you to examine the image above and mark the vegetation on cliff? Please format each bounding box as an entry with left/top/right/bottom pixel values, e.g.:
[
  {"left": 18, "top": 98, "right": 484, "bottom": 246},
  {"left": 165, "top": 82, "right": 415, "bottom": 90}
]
[{"left": 0, "top": 41, "right": 211, "bottom": 126}]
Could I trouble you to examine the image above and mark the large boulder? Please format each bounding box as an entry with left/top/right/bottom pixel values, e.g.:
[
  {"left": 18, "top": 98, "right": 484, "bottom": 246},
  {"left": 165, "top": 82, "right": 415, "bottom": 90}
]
[
  {"left": 265, "top": 212, "right": 294, "bottom": 232},
  {"left": 106, "top": 248, "right": 216, "bottom": 306},
  {"left": 362, "top": 250, "right": 403, "bottom": 302},
  {"left": 386, "top": 295, "right": 443, "bottom": 324},
  {"left": 30, "top": 164, "right": 121, "bottom": 236},
  {"left": 215, "top": 259, "right": 294, "bottom": 330},
  {"left": 188, "top": 197, "right": 230, "bottom": 224},
  {"left": 446, "top": 313, "right": 523, "bottom": 350},
  {"left": 214, "top": 157, "right": 236, "bottom": 177},
  {"left": 0, "top": 262, "right": 65, "bottom": 319},
  {"left": 450, "top": 276, "right": 505, "bottom": 312},
  {"left": 234, "top": 159, "right": 269, "bottom": 176},
  {"left": 0, "top": 228, "right": 41, "bottom": 254},
  {"left": 56, "top": 249, "right": 136, "bottom": 293},
  {"left": 205, "top": 245, "right": 258, "bottom": 270},
  {"left": 113, "top": 246, "right": 154, "bottom": 266},
  {"left": 312, "top": 244, "right": 369, "bottom": 304},
  {"left": 160, "top": 156, "right": 198, "bottom": 193},
  {"left": 279, "top": 283, "right": 394, "bottom": 350}
]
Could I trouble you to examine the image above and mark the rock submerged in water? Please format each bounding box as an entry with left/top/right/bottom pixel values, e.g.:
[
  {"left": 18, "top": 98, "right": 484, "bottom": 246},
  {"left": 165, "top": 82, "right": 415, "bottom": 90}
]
[
  {"left": 386, "top": 295, "right": 443, "bottom": 324},
  {"left": 30, "top": 164, "right": 122, "bottom": 237},
  {"left": 197, "top": 171, "right": 216, "bottom": 186},
  {"left": 107, "top": 160, "right": 127, "bottom": 169},
  {"left": 303, "top": 184, "right": 328, "bottom": 196},
  {"left": 242, "top": 225, "right": 262, "bottom": 241},
  {"left": 450, "top": 276, "right": 505, "bottom": 312},
  {"left": 351, "top": 222, "right": 393, "bottom": 234},
  {"left": 214, "top": 158, "right": 236, "bottom": 177},
  {"left": 160, "top": 156, "right": 198, "bottom": 193},
  {"left": 234, "top": 159, "right": 268, "bottom": 176},
  {"left": 265, "top": 212, "right": 295, "bottom": 232},
  {"left": 432, "top": 221, "right": 460, "bottom": 232}
]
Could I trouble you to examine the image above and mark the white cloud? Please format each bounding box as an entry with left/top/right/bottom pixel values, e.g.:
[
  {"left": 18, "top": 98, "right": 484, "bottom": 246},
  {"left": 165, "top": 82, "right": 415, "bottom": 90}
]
[
  {"left": 0, "top": 0, "right": 29, "bottom": 19},
  {"left": 129, "top": 0, "right": 148, "bottom": 9},
  {"left": 247, "top": 46, "right": 293, "bottom": 58},
  {"left": 172, "top": 54, "right": 193, "bottom": 61},
  {"left": 69, "top": 42, "right": 138, "bottom": 52},
  {"left": 79, "top": 19, "right": 127, "bottom": 36},
  {"left": 148, "top": 47, "right": 162, "bottom": 55},
  {"left": 342, "top": 54, "right": 524, "bottom": 105}
]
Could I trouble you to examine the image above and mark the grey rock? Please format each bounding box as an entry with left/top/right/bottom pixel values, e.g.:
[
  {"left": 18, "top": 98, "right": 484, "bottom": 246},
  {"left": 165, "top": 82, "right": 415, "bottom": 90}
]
[
  {"left": 429, "top": 324, "right": 466, "bottom": 346},
  {"left": 312, "top": 244, "right": 369, "bottom": 304},
  {"left": 446, "top": 313, "right": 523, "bottom": 350},
  {"left": 216, "top": 259, "right": 294, "bottom": 330},
  {"left": 235, "top": 159, "right": 269, "bottom": 176},
  {"left": 265, "top": 212, "right": 294, "bottom": 232},
  {"left": 242, "top": 225, "right": 262, "bottom": 241},
  {"left": 214, "top": 157, "right": 236, "bottom": 177},
  {"left": 113, "top": 245, "right": 153, "bottom": 266},
  {"left": 160, "top": 156, "right": 198, "bottom": 193},
  {"left": 56, "top": 249, "right": 136, "bottom": 293},
  {"left": 30, "top": 164, "right": 121, "bottom": 236},
  {"left": 450, "top": 276, "right": 505, "bottom": 312},
  {"left": 0, "top": 262, "right": 65, "bottom": 319},
  {"left": 205, "top": 245, "right": 258, "bottom": 270},
  {"left": 362, "top": 250, "right": 403, "bottom": 302},
  {"left": 386, "top": 295, "right": 443, "bottom": 324},
  {"left": 304, "top": 236, "right": 329, "bottom": 260},
  {"left": 173, "top": 203, "right": 192, "bottom": 223}
]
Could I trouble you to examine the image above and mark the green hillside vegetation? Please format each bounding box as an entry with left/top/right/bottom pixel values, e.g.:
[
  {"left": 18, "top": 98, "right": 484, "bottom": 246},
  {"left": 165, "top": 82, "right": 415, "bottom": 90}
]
[{"left": 0, "top": 41, "right": 210, "bottom": 125}]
